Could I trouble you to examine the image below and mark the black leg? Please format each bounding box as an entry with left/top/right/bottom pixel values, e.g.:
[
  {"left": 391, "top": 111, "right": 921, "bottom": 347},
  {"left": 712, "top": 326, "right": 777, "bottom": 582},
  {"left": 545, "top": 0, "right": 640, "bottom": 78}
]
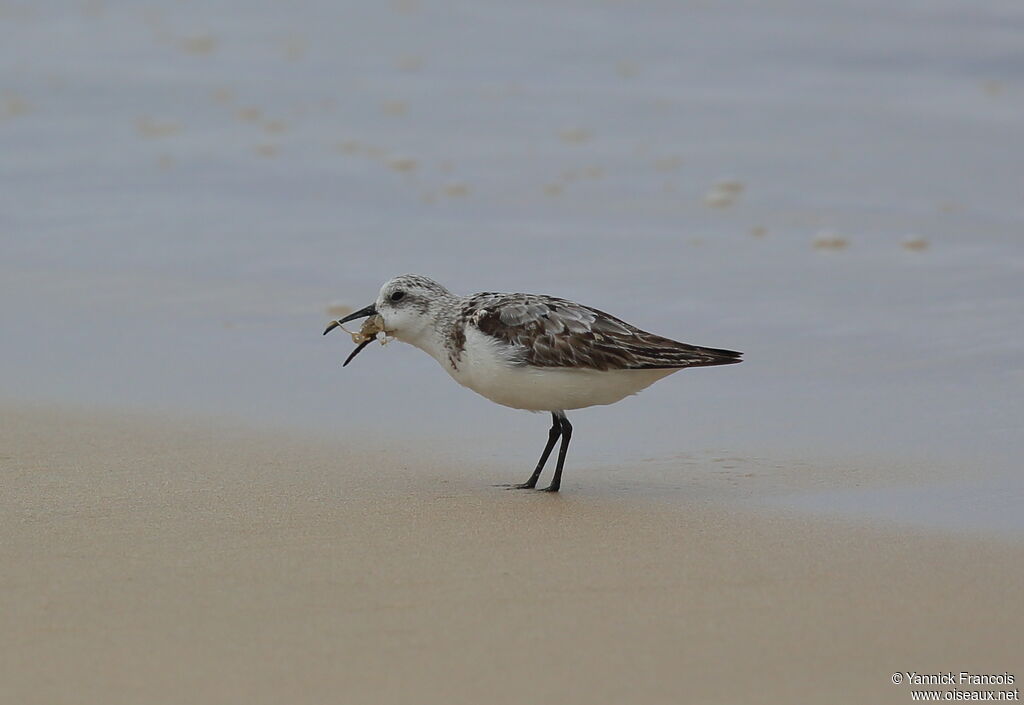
[
  {"left": 500, "top": 412, "right": 562, "bottom": 489},
  {"left": 540, "top": 413, "right": 571, "bottom": 492}
]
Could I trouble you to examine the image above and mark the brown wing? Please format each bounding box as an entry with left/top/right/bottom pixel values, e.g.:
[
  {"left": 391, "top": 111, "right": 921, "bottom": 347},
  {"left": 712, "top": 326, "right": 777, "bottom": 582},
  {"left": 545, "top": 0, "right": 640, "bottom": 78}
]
[{"left": 464, "top": 293, "right": 742, "bottom": 371}]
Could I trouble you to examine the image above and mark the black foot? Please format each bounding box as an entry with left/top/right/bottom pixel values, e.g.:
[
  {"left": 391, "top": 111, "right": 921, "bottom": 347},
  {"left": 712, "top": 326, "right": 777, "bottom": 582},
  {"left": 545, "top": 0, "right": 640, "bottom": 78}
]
[
  {"left": 539, "top": 485, "right": 561, "bottom": 493},
  {"left": 493, "top": 482, "right": 537, "bottom": 490}
]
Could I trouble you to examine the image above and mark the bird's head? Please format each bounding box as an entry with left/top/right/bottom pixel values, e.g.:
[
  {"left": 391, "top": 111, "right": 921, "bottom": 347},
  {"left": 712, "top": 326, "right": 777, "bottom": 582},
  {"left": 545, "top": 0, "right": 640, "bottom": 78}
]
[{"left": 324, "top": 275, "right": 453, "bottom": 365}]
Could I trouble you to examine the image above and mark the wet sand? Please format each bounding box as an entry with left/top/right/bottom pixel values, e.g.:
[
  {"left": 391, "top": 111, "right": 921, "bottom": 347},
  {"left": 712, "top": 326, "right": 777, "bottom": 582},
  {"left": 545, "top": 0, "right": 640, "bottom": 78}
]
[{"left": 2, "top": 404, "right": 1021, "bottom": 704}]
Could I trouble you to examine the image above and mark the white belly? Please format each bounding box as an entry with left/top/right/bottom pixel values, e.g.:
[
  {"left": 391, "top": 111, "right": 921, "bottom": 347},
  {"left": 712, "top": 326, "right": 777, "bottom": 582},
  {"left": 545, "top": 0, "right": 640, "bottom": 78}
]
[{"left": 437, "top": 328, "right": 679, "bottom": 411}]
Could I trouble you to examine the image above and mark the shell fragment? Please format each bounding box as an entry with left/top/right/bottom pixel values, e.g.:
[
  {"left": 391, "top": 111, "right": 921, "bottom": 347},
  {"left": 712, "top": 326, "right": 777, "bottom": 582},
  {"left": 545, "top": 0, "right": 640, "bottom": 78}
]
[{"left": 333, "top": 314, "right": 386, "bottom": 344}]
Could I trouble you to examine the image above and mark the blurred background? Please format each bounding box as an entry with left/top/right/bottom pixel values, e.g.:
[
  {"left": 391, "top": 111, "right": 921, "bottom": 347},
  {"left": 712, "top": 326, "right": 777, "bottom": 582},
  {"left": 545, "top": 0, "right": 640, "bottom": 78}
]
[{"left": 2, "top": 0, "right": 1022, "bottom": 530}]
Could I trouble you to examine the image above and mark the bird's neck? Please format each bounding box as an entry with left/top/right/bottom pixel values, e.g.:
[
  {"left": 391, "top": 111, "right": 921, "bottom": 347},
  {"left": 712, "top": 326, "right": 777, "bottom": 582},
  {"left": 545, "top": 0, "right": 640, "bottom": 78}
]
[{"left": 396, "top": 295, "right": 464, "bottom": 369}]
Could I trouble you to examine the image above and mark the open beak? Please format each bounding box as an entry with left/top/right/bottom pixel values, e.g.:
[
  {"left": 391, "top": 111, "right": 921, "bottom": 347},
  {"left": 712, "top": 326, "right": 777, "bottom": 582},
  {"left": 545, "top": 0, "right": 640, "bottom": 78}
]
[
  {"left": 323, "top": 304, "right": 377, "bottom": 336},
  {"left": 341, "top": 339, "right": 373, "bottom": 367},
  {"left": 323, "top": 303, "right": 378, "bottom": 367}
]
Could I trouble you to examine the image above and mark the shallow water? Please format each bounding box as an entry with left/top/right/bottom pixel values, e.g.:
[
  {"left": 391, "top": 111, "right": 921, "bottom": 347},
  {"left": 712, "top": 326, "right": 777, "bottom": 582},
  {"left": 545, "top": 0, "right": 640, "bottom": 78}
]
[{"left": 2, "top": 0, "right": 1022, "bottom": 534}]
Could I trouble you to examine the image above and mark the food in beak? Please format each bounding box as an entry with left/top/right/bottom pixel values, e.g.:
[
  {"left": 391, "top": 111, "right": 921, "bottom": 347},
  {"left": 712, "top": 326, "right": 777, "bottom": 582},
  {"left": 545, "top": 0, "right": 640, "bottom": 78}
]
[{"left": 324, "top": 314, "right": 387, "bottom": 366}]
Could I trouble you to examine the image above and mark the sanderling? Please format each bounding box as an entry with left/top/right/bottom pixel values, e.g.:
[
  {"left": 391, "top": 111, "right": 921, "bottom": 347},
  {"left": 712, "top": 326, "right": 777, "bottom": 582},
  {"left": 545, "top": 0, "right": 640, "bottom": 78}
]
[{"left": 325, "top": 274, "right": 742, "bottom": 492}]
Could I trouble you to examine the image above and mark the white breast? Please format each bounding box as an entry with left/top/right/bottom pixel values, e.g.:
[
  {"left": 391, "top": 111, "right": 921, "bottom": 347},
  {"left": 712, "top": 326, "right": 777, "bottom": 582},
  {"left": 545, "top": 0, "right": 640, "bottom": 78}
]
[{"left": 436, "top": 327, "right": 678, "bottom": 412}]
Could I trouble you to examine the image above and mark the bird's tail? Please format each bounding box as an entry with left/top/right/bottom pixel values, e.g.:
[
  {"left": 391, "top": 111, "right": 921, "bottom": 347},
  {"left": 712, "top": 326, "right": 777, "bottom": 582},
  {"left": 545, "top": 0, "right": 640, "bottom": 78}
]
[
  {"left": 684, "top": 345, "right": 743, "bottom": 367},
  {"left": 636, "top": 342, "right": 742, "bottom": 369}
]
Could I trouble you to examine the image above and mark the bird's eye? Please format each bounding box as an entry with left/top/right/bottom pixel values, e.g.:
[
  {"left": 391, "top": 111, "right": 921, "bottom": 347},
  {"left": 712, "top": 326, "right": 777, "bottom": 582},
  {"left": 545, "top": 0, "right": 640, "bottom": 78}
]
[{"left": 389, "top": 290, "right": 406, "bottom": 302}]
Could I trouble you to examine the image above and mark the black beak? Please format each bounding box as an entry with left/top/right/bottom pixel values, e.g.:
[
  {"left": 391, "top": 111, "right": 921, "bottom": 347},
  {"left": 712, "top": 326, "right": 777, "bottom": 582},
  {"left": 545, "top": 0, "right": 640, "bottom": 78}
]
[
  {"left": 323, "top": 304, "right": 377, "bottom": 336},
  {"left": 342, "top": 339, "right": 374, "bottom": 367},
  {"left": 324, "top": 303, "right": 379, "bottom": 367}
]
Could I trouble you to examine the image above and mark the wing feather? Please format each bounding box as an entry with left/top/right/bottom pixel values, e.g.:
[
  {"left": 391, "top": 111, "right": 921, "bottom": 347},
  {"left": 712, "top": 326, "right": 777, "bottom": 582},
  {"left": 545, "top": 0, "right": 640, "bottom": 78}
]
[{"left": 464, "top": 293, "right": 742, "bottom": 371}]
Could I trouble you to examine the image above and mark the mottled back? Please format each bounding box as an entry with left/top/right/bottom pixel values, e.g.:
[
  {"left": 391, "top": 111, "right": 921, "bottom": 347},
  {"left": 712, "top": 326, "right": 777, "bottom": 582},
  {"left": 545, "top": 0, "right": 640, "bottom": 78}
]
[{"left": 460, "top": 293, "right": 742, "bottom": 371}]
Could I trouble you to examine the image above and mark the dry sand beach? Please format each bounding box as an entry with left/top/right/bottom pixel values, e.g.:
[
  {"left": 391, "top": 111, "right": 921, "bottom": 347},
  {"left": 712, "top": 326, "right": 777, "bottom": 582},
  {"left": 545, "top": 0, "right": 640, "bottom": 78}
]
[
  {"left": 3, "top": 404, "right": 1021, "bottom": 705},
  {"left": 2, "top": 0, "right": 1023, "bottom": 702}
]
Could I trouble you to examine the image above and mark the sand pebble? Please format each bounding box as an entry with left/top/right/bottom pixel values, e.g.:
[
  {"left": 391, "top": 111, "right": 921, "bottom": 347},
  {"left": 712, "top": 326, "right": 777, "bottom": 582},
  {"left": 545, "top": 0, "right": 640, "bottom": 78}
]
[
  {"left": 337, "top": 140, "right": 361, "bottom": 155},
  {"left": 388, "top": 157, "right": 417, "bottom": 173},
  {"left": 282, "top": 36, "right": 307, "bottom": 61},
  {"left": 616, "top": 61, "right": 639, "bottom": 78},
  {"left": 136, "top": 116, "right": 180, "bottom": 138},
  {"left": 559, "top": 128, "right": 591, "bottom": 144},
  {"left": 211, "top": 87, "right": 234, "bottom": 104},
  {"left": 703, "top": 178, "right": 745, "bottom": 208},
  {"left": 181, "top": 35, "right": 217, "bottom": 55},
  {"left": 982, "top": 79, "right": 1004, "bottom": 97},
  {"left": 395, "top": 55, "right": 424, "bottom": 72},
  {"left": 813, "top": 231, "right": 849, "bottom": 250},
  {"left": 2, "top": 96, "right": 32, "bottom": 118},
  {"left": 703, "top": 190, "right": 735, "bottom": 208},
  {"left": 236, "top": 107, "right": 262, "bottom": 123},
  {"left": 714, "top": 178, "right": 744, "bottom": 195},
  {"left": 382, "top": 100, "right": 408, "bottom": 116},
  {"left": 654, "top": 156, "right": 684, "bottom": 172},
  {"left": 902, "top": 237, "right": 929, "bottom": 252}
]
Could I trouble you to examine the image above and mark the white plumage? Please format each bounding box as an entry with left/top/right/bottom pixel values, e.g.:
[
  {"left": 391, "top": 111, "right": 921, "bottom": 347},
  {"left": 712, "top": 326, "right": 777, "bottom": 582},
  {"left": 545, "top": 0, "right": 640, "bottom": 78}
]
[
  {"left": 435, "top": 326, "right": 677, "bottom": 411},
  {"left": 326, "top": 274, "right": 741, "bottom": 491}
]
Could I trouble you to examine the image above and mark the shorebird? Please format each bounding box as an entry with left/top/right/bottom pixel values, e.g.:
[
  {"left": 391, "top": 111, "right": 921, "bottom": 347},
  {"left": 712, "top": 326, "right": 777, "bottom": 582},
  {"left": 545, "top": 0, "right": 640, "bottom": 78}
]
[{"left": 325, "top": 275, "right": 741, "bottom": 492}]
